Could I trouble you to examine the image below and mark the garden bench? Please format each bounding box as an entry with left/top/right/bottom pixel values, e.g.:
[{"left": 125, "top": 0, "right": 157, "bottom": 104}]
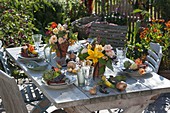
[{"left": 89, "top": 22, "right": 128, "bottom": 50}]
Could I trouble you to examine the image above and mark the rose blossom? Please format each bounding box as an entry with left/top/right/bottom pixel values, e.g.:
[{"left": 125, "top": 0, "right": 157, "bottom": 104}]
[
  {"left": 63, "top": 34, "right": 68, "bottom": 39},
  {"left": 81, "top": 48, "right": 88, "bottom": 54},
  {"left": 53, "top": 28, "right": 59, "bottom": 34},
  {"left": 63, "top": 24, "right": 68, "bottom": 29},
  {"left": 49, "top": 35, "right": 57, "bottom": 44},
  {"left": 57, "top": 24, "right": 64, "bottom": 31},
  {"left": 104, "top": 44, "right": 113, "bottom": 52},
  {"left": 57, "top": 23, "right": 62, "bottom": 28},
  {"left": 58, "top": 37, "right": 65, "bottom": 44},
  {"left": 102, "top": 56, "right": 108, "bottom": 60},
  {"left": 58, "top": 26, "right": 65, "bottom": 31},
  {"left": 95, "top": 44, "right": 104, "bottom": 52},
  {"left": 105, "top": 50, "right": 115, "bottom": 58}
]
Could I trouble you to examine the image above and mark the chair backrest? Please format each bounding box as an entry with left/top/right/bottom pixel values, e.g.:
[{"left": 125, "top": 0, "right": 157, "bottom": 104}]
[
  {"left": 89, "top": 22, "right": 128, "bottom": 50},
  {"left": 71, "top": 16, "right": 102, "bottom": 39},
  {"left": 144, "top": 42, "right": 163, "bottom": 73},
  {"left": 0, "top": 40, "right": 2, "bottom": 48},
  {"left": 0, "top": 70, "right": 28, "bottom": 113},
  {"left": 0, "top": 49, "right": 11, "bottom": 76}
]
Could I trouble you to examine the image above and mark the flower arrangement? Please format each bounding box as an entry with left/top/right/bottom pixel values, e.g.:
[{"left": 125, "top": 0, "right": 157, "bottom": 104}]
[
  {"left": 45, "top": 22, "right": 78, "bottom": 57},
  {"left": 78, "top": 39, "right": 116, "bottom": 77}
]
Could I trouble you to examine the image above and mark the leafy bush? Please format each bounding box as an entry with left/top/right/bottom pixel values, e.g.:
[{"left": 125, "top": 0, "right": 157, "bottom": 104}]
[
  {"left": 66, "top": 0, "right": 89, "bottom": 22},
  {"left": 0, "top": 9, "right": 37, "bottom": 47}
]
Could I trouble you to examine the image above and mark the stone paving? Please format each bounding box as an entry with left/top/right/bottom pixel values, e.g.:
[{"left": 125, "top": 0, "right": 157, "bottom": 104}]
[{"left": 0, "top": 93, "right": 170, "bottom": 113}]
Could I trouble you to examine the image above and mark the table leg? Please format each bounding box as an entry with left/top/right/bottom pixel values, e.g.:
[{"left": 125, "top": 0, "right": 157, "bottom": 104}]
[
  {"left": 31, "top": 98, "right": 51, "bottom": 113},
  {"left": 123, "top": 104, "right": 148, "bottom": 113}
]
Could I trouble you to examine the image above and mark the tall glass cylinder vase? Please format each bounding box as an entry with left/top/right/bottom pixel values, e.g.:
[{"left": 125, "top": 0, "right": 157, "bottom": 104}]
[{"left": 82, "top": 66, "right": 94, "bottom": 91}]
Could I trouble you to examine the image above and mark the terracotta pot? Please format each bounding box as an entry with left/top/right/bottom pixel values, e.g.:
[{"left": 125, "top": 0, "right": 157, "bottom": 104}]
[
  {"left": 93, "top": 62, "right": 105, "bottom": 78},
  {"left": 56, "top": 42, "right": 69, "bottom": 58},
  {"left": 55, "top": 42, "right": 69, "bottom": 66}
]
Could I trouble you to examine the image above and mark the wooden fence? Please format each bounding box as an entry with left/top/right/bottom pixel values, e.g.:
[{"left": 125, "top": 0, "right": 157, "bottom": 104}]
[
  {"left": 92, "top": 0, "right": 162, "bottom": 40},
  {"left": 93, "top": 0, "right": 161, "bottom": 21}
]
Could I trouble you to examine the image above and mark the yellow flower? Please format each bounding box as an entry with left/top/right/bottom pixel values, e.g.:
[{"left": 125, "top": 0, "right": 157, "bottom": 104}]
[
  {"left": 87, "top": 44, "right": 92, "bottom": 49},
  {"left": 86, "top": 48, "right": 104, "bottom": 64}
]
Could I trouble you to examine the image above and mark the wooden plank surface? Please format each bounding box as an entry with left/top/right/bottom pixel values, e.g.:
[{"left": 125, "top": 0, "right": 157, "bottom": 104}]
[
  {"left": 89, "top": 22, "right": 128, "bottom": 50},
  {"left": 5, "top": 47, "right": 170, "bottom": 112},
  {"left": 5, "top": 47, "right": 90, "bottom": 108}
]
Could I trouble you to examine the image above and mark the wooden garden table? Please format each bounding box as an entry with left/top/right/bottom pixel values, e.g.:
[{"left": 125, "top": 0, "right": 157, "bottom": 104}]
[{"left": 6, "top": 46, "right": 170, "bottom": 113}]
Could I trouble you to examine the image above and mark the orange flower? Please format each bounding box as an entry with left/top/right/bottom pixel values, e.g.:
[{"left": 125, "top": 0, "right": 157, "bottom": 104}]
[
  {"left": 144, "top": 28, "right": 149, "bottom": 31},
  {"left": 140, "top": 34, "right": 145, "bottom": 39},
  {"left": 158, "top": 19, "right": 165, "bottom": 23},
  {"left": 138, "top": 68, "right": 146, "bottom": 75},
  {"left": 153, "top": 28, "right": 157, "bottom": 32},
  {"left": 165, "top": 22, "right": 170, "bottom": 28},
  {"left": 28, "top": 44, "right": 35, "bottom": 52},
  {"left": 50, "top": 22, "right": 57, "bottom": 29},
  {"left": 53, "top": 67, "right": 60, "bottom": 72},
  {"left": 151, "top": 19, "right": 156, "bottom": 23},
  {"left": 135, "top": 58, "right": 143, "bottom": 66}
]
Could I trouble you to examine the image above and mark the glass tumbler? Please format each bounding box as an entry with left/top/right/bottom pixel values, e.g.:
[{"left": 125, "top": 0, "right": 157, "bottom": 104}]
[
  {"left": 77, "top": 68, "right": 85, "bottom": 87},
  {"left": 32, "top": 34, "right": 42, "bottom": 52},
  {"left": 116, "top": 47, "right": 126, "bottom": 68}
]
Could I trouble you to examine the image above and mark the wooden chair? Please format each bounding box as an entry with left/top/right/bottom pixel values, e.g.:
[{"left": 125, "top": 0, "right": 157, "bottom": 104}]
[
  {"left": 0, "top": 44, "right": 51, "bottom": 113},
  {"left": 0, "top": 69, "right": 52, "bottom": 113},
  {"left": 89, "top": 22, "right": 128, "bottom": 50},
  {"left": 144, "top": 42, "right": 163, "bottom": 73},
  {"left": 71, "top": 15, "right": 101, "bottom": 39},
  {"left": 0, "top": 70, "right": 28, "bottom": 113}
]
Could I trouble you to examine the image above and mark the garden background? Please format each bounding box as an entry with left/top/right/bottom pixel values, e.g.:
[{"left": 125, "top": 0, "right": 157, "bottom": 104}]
[{"left": 0, "top": 0, "right": 170, "bottom": 78}]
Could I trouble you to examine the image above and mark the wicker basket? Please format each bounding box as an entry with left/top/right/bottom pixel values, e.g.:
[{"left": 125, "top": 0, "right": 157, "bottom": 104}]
[{"left": 72, "top": 16, "right": 101, "bottom": 39}]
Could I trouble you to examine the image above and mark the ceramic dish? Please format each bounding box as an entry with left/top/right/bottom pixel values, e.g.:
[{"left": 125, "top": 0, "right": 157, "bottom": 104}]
[
  {"left": 124, "top": 66, "right": 153, "bottom": 77},
  {"left": 17, "top": 54, "right": 43, "bottom": 60},
  {"left": 41, "top": 75, "right": 76, "bottom": 89},
  {"left": 26, "top": 61, "right": 48, "bottom": 71}
]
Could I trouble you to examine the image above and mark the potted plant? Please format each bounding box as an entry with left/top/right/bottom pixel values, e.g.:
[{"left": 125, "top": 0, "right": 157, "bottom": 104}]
[{"left": 128, "top": 19, "right": 170, "bottom": 78}]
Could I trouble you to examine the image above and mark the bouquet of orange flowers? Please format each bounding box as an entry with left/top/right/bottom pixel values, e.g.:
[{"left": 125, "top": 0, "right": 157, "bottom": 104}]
[
  {"left": 140, "top": 19, "right": 170, "bottom": 54},
  {"left": 45, "top": 22, "right": 78, "bottom": 46},
  {"left": 45, "top": 22, "right": 78, "bottom": 58}
]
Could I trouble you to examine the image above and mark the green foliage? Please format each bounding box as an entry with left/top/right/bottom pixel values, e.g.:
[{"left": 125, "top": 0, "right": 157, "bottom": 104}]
[
  {"left": 0, "top": 8, "right": 37, "bottom": 47},
  {"left": 127, "top": 8, "right": 150, "bottom": 59},
  {"left": 65, "top": 0, "right": 90, "bottom": 21},
  {"left": 128, "top": 19, "right": 170, "bottom": 61},
  {"left": 106, "top": 59, "right": 113, "bottom": 71},
  {"left": 0, "top": 0, "right": 91, "bottom": 47},
  {"left": 78, "top": 52, "right": 89, "bottom": 61},
  {"left": 43, "top": 69, "right": 60, "bottom": 81}
]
